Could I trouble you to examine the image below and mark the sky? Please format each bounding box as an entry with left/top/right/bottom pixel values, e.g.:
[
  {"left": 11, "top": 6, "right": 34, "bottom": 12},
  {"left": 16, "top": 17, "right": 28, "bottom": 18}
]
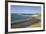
[{"left": 11, "top": 5, "right": 41, "bottom": 14}]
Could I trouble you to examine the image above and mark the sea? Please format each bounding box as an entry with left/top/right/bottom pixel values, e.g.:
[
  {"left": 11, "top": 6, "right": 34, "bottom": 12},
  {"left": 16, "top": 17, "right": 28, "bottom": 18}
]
[{"left": 11, "top": 14, "right": 33, "bottom": 21}]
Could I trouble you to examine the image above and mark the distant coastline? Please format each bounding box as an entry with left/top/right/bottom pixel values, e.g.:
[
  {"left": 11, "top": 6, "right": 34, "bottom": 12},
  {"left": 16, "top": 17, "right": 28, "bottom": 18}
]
[{"left": 11, "top": 13, "right": 34, "bottom": 15}]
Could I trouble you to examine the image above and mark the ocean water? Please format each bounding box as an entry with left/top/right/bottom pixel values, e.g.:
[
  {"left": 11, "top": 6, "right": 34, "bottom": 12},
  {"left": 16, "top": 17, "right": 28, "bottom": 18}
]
[{"left": 11, "top": 14, "right": 32, "bottom": 21}]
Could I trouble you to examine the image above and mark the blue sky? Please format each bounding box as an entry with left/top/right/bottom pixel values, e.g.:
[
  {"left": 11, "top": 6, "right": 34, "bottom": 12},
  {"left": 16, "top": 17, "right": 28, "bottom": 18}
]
[{"left": 11, "top": 5, "right": 41, "bottom": 14}]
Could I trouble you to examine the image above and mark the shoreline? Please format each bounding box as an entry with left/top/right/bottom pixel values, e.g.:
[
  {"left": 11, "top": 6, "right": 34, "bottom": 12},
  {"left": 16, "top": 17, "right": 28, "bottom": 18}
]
[{"left": 11, "top": 16, "right": 40, "bottom": 28}]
